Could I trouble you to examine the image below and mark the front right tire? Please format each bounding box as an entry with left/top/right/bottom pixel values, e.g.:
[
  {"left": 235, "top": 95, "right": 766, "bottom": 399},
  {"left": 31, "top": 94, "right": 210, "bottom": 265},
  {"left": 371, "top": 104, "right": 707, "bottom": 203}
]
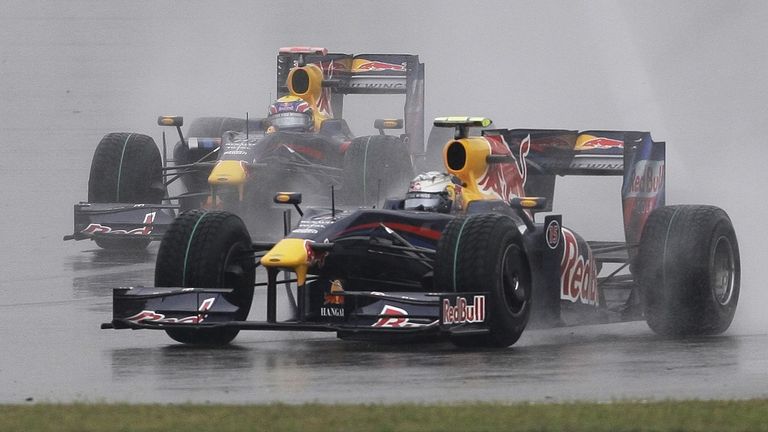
[{"left": 88, "top": 132, "right": 164, "bottom": 250}]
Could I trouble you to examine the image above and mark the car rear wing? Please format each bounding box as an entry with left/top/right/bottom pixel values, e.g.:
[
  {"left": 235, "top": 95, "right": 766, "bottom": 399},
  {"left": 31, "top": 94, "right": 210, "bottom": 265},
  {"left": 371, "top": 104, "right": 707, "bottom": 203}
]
[
  {"left": 485, "top": 128, "right": 665, "bottom": 245},
  {"left": 276, "top": 50, "right": 425, "bottom": 156}
]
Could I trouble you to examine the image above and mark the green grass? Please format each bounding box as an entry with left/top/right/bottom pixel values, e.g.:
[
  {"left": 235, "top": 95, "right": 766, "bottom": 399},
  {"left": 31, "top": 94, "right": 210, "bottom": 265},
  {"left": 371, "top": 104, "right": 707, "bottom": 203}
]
[{"left": 2, "top": 400, "right": 767, "bottom": 432}]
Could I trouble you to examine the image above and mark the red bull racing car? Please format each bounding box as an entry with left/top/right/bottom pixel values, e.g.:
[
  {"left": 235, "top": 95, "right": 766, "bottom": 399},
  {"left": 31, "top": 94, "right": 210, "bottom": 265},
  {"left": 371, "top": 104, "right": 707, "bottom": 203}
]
[
  {"left": 65, "top": 47, "right": 424, "bottom": 248},
  {"left": 101, "top": 117, "right": 741, "bottom": 347}
]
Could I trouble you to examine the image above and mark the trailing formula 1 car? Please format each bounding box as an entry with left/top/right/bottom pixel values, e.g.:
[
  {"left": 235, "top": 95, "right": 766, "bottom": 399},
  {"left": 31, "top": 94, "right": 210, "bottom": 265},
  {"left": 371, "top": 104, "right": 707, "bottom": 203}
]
[
  {"left": 101, "top": 117, "right": 741, "bottom": 347},
  {"left": 65, "top": 47, "right": 423, "bottom": 248}
]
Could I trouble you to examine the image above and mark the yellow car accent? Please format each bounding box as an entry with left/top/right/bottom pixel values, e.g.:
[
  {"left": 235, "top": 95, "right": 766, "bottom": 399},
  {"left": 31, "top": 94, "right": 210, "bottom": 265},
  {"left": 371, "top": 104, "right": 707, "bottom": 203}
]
[
  {"left": 434, "top": 117, "right": 492, "bottom": 128},
  {"left": 208, "top": 160, "right": 247, "bottom": 186},
  {"left": 261, "top": 238, "right": 311, "bottom": 285},
  {"left": 286, "top": 64, "right": 327, "bottom": 131},
  {"left": 157, "top": 115, "right": 183, "bottom": 127},
  {"left": 273, "top": 192, "right": 302, "bottom": 205},
  {"left": 443, "top": 137, "right": 493, "bottom": 204}
]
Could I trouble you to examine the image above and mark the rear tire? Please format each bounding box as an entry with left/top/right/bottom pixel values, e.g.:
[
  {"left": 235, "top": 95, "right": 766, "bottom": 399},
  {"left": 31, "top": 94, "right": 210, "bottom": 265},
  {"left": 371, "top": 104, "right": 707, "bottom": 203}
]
[
  {"left": 636, "top": 205, "right": 740, "bottom": 336},
  {"left": 340, "top": 135, "right": 413, "bottom": 207},
  {"left": 155, "top": 210, "right": 255, "bottom": 345},
  {"left": 434, "top": 214, "right": 531, "bottom": 348},
  {"left": 88, "top": 133, "right": 164, "bottom": 250}
]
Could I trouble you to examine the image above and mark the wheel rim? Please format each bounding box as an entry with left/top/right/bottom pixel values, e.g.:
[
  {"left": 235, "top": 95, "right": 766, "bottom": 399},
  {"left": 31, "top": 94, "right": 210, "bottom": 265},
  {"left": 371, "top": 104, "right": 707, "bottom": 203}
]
[
  {"left": 222, "top": 241, "right": 249, "bottom": 287},
  {"left": 711, "top": 235, "right": 735, "bottom": 306},
  {"left": 500, "top": 244, "right": 527, "bottom": 316}
]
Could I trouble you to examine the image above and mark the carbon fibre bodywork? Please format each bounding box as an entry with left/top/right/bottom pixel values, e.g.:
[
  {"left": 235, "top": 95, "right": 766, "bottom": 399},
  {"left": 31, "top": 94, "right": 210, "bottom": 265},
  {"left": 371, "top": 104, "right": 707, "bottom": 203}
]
[
  {"left": 67, "top": 49, "right": 424, "bottom": 247},
  {"left": 102, "top": 120, "right": 674, "bottom": 345}
]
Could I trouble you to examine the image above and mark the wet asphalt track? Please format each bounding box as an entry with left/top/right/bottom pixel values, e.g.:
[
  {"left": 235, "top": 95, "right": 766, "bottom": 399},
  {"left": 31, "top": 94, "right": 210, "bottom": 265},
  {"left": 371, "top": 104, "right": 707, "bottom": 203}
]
[
  {"left": 2, "top": 1, "right": 768, "bottom": 404},
  {"left": 1, "top": 241, "right": 766, "bottom": 404}
]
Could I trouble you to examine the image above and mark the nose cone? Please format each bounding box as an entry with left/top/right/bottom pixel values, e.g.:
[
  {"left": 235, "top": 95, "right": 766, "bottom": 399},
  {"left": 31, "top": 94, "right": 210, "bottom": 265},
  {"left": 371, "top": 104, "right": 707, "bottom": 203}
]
[
  {"left": 208, "top": 160, "right": 247, "bottom": 185},
  {"left": 261, "top": 238, "right": 309, "bottom": 268}
]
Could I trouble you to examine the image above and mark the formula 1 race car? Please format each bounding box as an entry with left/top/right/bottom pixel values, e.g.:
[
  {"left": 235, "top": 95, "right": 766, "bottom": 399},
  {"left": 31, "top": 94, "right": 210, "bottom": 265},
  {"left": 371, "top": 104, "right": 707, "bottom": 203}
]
[
  {"left": 65, "top": 47, "right": 424, "bottom": 249},
  {"left": 101, "top": 117, "right": 741, "bottom": 348}
]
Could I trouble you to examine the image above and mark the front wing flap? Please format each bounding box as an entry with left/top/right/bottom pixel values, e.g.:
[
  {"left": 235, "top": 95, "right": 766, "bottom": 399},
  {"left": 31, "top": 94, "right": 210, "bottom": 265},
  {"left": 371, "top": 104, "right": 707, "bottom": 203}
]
[
  {"left": 104, "top": 287, "right": 491, "bottom": 337},
  {"left": 105, "top": 287, "right": 243, "bottom": 329},
  {"left": 64, "top": 202, "right": 177, "bottom": 242}
]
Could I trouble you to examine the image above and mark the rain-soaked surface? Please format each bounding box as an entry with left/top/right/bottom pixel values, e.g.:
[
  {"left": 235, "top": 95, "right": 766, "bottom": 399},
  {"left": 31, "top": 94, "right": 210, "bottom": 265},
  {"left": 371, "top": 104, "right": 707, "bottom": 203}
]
[{"left": 2, "top": 1, "right": 767, "bottom": 404}]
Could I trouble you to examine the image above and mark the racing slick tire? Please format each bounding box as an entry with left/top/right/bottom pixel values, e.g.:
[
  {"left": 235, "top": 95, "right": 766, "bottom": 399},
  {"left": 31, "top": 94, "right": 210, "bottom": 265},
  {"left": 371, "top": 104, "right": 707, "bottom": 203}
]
[
  {"left": 636, "top": 205, "right": 740, "bottom": 336},
  {"left": 340, "top": 135, "right": 413, "bottom": 207},
  {"left": 88, "top": 132, "right": 164, "bottom": 250},
  {"left": 155, "top": 209, "right": 255, "bottom": 345},
  {"left": 434, "top": 214, "right": 532, "bottom": 348}
]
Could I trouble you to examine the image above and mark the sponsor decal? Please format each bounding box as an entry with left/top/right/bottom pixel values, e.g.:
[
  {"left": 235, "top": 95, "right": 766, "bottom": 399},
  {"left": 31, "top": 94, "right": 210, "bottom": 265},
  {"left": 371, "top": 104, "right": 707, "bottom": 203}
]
[
  {"left": 478, "top": 134, "right": 530, "bottom": 202},
  {"left": 546, "top": 219, "right": 560, "bottom": 250},
  {"left": 82, "top": 212, "right": 156, "bottom": 236},
  {"left": 323, "top": 279, "right": 345, "bottom": 305},
  {"left": 320, "top": 306, "right": 344, "bottom": 317},
  {"left": 348, "top": 80, "right": 405, "bottom": 90},
  {"left": 305, "top": 241, "right": 328, "bottom": 267},
  {"left": 625, "top": 160, "right": 665, "bottom": 199},
  {"left": 269, "top": 99, "right": 310, "bottom": 115},
  {"left": 372, "top": 305, "right": 409, "bottom": 328},
  {"left": 568, "top": 158, "right": 624, "bottom": 171},
  {"left": 560, "top": 228, "right": 598, "bottom": 306},
  {"left": 579, "top": 137, "right": 624, "bottom": 150},
  {"left": 442, "top": 296, "right": 486, "bottom": 325},
  {"left": 126, "top": 297, "right": 216, "bottom": 324},
  {"left": 354, "top": 60, "right": 406, "bottom": 72}
]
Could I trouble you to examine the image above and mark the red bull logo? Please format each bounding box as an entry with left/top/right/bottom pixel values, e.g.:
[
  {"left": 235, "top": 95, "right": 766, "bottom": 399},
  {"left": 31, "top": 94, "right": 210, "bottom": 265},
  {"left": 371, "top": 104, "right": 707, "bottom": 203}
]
[
  {"left": 626, "top": 160, "right": 664, "bottom": 198},
  {"left": 354, "top": 60, "right": 406, "bottom": 72},
  {"left": 560, "top": 228, "right": 598, "bottom": 306},
  {"left": 442, "top": 296, "right": 486, "bottom": 325},
  {"left": 477, "top": 134, "right": 530, "bottom": 202}
]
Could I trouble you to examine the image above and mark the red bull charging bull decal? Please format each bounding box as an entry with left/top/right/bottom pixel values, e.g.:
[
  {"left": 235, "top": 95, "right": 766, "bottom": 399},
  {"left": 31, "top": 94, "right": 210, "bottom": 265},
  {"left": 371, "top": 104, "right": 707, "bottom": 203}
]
[
  {"left": 353, "top": 60, "right": 406, "bottom": 72},
  {"left": 81, "top": 212, "right": 156, "bottom": 236},
  {"left": 477, "top": 134, "right": 530, "bottom": 202},
  {"left": 311, "top": 59, "right": 350, "bottom": 117},
  {"left": 125, "top": 297, "right": 217, "bottom": 324}
]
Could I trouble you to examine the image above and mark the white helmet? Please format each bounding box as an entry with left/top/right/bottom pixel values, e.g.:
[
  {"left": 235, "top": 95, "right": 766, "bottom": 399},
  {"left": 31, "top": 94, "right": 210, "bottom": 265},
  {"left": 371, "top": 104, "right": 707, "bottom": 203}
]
[{"left": 404, "top": 171, "right": 453, "bottom": 213}]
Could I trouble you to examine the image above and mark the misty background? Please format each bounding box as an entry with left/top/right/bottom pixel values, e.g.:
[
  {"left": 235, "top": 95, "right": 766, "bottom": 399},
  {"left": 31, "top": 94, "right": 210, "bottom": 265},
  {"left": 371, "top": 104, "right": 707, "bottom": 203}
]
[{"left": 1, "top": 1, "right": 765, "bottom": 332}]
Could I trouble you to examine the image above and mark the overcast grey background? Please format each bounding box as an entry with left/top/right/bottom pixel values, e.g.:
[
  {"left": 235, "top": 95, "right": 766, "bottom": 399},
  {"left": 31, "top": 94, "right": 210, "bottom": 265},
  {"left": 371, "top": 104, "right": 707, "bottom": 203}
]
[
  {"left": 2, "top": 0, "right": 764, "bottom": 328},
  {"left": 0, "top": 0, "right": 766, "bottom": 403}
]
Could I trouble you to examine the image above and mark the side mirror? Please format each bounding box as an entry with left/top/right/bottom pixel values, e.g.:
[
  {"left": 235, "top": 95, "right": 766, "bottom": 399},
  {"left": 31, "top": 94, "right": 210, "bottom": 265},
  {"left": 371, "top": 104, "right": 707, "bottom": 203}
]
[
  {"left": 374, "top": 118, "right": 403, "bottom": 135},
  {"left": 509, "top": 197, "right": 547, "bottom": 231},
  {"left": 274, "top": 192, "right": 302, "bottom": 205},
  {"left": 274, "top": 192, "right": 303, "bottom": 217},
  {"left": 157, "top": 116, "right": 183, "bottom": 127}
]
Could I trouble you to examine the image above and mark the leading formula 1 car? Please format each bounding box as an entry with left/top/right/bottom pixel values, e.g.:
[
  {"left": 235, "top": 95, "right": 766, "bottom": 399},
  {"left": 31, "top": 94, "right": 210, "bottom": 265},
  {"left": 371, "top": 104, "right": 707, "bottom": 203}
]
[
  {"left": 65, "top": 47, "right": 424, "bottom": 249},
  {"left": 101, "top": 117, "right": 741, "bottom": 348}
]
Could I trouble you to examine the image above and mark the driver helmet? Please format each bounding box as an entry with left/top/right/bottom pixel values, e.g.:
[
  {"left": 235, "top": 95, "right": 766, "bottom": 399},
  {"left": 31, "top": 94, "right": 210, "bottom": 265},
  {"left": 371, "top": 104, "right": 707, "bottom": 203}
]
[
  {"left": 267, "top": 95, "right": 313, "bottom": 132},
  {"left": 404, "top": 171, "right": 453, "bottom": 213}
]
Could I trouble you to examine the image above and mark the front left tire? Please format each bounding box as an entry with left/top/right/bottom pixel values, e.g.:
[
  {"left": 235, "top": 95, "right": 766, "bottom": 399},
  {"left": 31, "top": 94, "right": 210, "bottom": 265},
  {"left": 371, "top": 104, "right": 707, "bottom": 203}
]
[
  {"left": 155, "top": 209, "right": 256, "bottom": 345},
  {"left": 434, "top": 213, "right": 532, "bottom": 348}
]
